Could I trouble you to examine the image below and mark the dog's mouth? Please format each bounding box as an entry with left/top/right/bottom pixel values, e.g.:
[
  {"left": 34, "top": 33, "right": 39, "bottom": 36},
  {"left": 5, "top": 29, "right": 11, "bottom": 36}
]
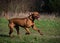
[{"left": 35, "top": 16, "right": 40, "bottom": 20}]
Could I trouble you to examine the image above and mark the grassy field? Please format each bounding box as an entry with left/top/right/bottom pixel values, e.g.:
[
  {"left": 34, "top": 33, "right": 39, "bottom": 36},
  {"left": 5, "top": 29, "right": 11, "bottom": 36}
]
[{"left": 0, "top": 16, "right": 60, "bottom": 43}]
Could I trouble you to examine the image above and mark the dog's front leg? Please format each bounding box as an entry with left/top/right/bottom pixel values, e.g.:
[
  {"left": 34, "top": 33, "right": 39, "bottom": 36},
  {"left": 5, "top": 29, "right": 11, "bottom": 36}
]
[
  {"left": 25, "top": 28, "right": 31, "bottom": 35},
  {"left": 32, "top": 25, "right": 43, "bottom": 35}
]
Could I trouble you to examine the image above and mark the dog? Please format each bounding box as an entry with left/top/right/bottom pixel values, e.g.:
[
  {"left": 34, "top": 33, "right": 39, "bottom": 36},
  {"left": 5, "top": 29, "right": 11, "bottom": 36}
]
[{"left": 4, "top": 12, "right": 43, "bottom": 37}]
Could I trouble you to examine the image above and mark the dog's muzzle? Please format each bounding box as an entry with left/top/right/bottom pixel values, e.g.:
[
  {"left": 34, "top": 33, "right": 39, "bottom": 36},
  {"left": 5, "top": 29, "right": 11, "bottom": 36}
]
[{"left": 35, "top": 16, "right": 40, "bottom": 20}]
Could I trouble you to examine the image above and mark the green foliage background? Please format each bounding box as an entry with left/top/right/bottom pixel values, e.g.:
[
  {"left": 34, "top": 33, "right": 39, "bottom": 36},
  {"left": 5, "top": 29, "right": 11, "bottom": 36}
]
[{"left": 0, "top": 17, "right": 60, "bottom": 43}]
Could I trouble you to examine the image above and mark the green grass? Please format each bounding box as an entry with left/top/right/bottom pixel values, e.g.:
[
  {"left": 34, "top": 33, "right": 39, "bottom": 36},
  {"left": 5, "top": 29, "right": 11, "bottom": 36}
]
[{"left": 0, "top": 17, "right": 60, "bottom": 43}]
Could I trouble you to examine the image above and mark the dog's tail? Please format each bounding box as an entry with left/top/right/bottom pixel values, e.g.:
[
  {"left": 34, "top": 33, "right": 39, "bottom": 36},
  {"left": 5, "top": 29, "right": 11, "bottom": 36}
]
[{"left": 4, "top": 14, "right": 9, "bottom": 20}]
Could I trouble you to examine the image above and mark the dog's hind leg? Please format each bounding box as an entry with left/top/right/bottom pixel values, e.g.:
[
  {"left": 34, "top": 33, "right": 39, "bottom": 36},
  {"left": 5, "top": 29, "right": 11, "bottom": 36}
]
[
  {"left": 25, "top": 28, "right": 31, "bottom": 35},
  {"left": 32, "top": 25, "right": 43, "bottom": 35},
  {"left": 8, "top": 23, "right": 14, "bottom": 37},
  {"left": 15, "top": 26, "right": 19, "bottom": 35}
]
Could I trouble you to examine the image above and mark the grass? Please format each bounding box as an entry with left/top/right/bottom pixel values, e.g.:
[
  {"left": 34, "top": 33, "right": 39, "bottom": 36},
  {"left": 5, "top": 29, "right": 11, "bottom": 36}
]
[{"left": 0, "top": 17, "right": 60, "bottom": 43}]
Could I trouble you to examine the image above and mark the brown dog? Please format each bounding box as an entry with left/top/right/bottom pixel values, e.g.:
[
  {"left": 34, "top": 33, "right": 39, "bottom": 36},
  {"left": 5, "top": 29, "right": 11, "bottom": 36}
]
[{"left": 5, "top": 12, "right": 43, "bottom": 37}]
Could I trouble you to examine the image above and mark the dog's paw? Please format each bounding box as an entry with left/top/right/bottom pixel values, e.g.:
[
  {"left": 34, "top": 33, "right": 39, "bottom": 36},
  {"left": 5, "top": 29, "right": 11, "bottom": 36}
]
[
  {"left": 25, "top": 33, "right": 30, "bottom": 35},
  {"left": 40, "top": 33, "right": 43, "bottom": 35},
  {"left": 9, "top": 35, "right": 15, "bottom": 38}
]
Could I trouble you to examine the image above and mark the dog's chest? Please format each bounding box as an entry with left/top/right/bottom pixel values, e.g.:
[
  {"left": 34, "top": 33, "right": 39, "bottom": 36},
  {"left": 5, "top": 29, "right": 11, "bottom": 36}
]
[{"left": 26, "top": 19, "right": 34, "bottom": 27}]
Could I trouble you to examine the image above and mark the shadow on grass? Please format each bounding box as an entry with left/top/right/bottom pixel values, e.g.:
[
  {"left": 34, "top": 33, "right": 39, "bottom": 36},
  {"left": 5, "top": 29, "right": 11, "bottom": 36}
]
[{"left": 0, "top": 34, "right": 9, "bottom": 37}]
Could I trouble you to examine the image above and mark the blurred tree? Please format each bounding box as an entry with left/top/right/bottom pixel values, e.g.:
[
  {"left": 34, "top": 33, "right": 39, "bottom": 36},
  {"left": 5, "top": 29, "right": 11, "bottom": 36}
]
[
  {"left": 46, "top": 0, "right": 60, "bottom": 16},
  {"left": 0, "top": 0, "right": 60, "bottom": 16}
]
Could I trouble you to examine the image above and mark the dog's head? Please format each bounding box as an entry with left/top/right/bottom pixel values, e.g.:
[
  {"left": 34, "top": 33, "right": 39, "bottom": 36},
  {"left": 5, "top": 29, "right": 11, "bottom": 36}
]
[{"left": 30, "top": 12, "right": 40, "bottom": 20}]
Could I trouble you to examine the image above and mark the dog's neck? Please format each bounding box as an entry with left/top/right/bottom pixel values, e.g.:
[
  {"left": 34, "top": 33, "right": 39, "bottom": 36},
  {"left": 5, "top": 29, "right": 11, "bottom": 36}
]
[{"left": 28, "top": 15, "right": 35, "bottom": 22}]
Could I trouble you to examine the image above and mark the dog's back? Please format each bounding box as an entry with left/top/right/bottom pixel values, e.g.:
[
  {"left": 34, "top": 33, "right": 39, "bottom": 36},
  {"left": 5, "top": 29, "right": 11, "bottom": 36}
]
[
  {"left": 9, "top": 17, "right": 33, "bottom": 28},
  {"left": 9, "top": 18, "right": 27, "bottom": 27}
]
